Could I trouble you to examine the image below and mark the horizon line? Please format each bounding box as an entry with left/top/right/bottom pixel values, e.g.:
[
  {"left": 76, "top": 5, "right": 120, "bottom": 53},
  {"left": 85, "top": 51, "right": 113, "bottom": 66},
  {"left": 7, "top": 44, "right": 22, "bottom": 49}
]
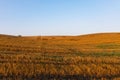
[{"left": 0, "top": 32, "right": 120, "bottom": 37}]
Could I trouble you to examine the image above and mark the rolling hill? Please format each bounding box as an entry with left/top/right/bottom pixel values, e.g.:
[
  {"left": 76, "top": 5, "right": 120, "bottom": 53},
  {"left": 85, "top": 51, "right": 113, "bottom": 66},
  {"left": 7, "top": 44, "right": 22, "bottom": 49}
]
[
  {"left": 1, "top": 33, "right": 120, "bottom": 54},
  {"left": 0, "top": 33, "right": 120, "bottom": 80}
]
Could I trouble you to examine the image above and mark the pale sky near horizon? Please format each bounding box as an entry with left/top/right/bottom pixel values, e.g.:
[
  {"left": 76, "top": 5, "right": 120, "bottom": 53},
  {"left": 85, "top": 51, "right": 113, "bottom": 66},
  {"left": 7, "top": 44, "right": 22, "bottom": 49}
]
[{"left": 0, "top": 0, "right": 120, "bottom": 36}]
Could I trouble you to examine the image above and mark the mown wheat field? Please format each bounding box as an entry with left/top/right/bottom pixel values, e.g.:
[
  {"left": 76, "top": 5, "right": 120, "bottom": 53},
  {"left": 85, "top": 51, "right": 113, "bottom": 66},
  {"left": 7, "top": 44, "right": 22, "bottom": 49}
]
[{"left": 0, "top": 33, "right": 120, "bottom": 80}]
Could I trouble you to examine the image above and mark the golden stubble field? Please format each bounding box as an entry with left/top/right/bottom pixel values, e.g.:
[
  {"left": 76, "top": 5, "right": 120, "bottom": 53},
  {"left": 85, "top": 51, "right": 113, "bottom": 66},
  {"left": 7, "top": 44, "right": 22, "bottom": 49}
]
[{"left": 0, "top": 33, "right": 120, "bottom": 80}]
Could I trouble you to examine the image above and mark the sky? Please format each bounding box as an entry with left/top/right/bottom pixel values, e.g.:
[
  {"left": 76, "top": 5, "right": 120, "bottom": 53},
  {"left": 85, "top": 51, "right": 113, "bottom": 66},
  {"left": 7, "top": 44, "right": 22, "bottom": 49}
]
[{"left": 0, "top": 0, "right": 120, "bottom": 36}]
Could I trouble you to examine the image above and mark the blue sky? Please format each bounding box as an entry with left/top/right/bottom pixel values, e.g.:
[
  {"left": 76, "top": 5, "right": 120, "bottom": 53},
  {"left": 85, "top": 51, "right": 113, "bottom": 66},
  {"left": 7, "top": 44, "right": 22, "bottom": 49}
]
[{"left": 0, "top": 0, "right": 120, "bottom": 36}]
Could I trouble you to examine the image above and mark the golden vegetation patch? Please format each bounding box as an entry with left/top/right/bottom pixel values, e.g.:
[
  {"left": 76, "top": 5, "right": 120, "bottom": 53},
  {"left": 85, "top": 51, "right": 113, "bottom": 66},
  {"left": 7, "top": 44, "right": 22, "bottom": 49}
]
[{"left": 0, "top": 33, "right": 120, "bottom": 80}]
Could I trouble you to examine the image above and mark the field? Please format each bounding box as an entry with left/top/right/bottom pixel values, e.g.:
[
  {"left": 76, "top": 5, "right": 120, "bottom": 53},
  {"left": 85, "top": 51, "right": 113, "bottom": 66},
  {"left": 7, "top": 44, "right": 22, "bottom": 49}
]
[{"left": 0, "top": 33, "right": 120, "bottom": 80}]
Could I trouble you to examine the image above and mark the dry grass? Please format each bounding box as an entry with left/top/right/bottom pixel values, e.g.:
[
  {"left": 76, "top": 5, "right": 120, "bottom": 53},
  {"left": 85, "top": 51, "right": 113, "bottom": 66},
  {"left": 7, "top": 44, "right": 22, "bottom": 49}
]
[{"left": 0, "top": 33, "right": 120, "bottom": 80}]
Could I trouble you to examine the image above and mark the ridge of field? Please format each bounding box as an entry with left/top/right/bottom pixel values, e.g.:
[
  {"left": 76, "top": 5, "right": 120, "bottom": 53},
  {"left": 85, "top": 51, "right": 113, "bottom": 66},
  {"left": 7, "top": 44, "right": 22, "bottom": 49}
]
[
  {"left": 1, "top": 33, "right": 120, "bottom": 53},
  {"left": 0, "top": 33, "right": 120, "bottom": 80}
]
